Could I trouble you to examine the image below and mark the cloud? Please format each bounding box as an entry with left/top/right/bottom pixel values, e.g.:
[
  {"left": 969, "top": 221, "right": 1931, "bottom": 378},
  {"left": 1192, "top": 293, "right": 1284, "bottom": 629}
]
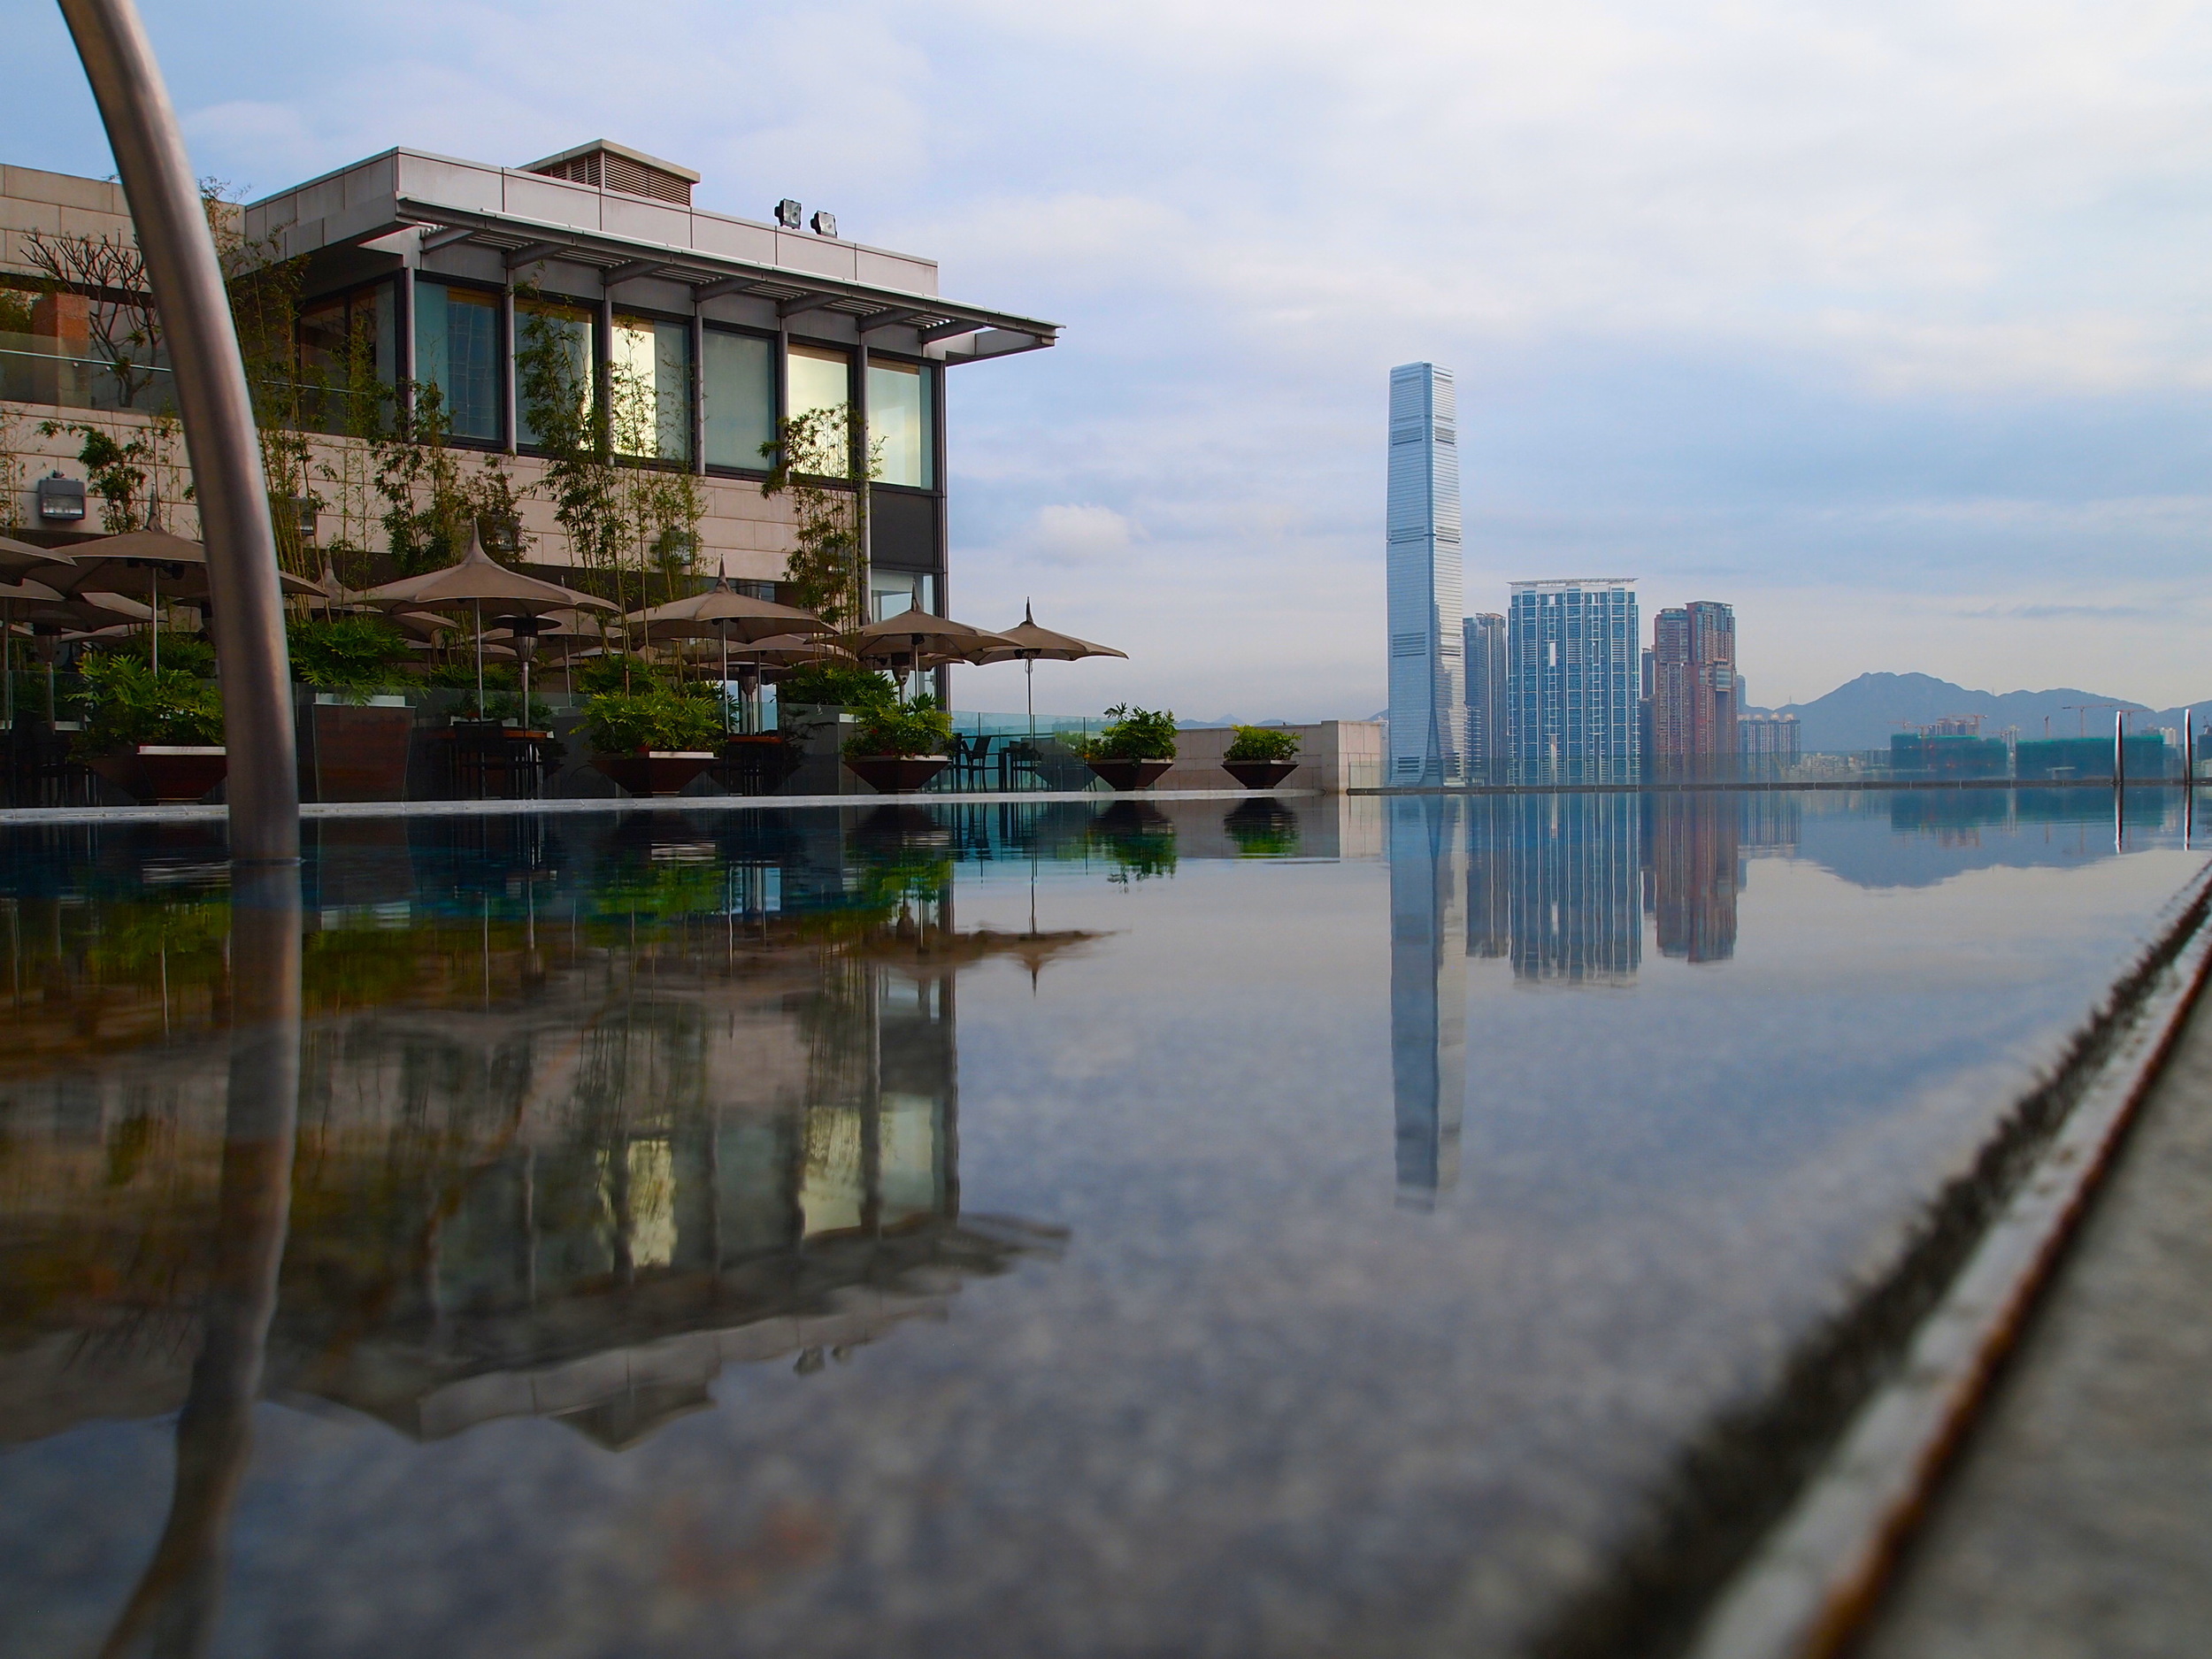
[{"left": 1021, "top": 504, "right": 1142, "bottom": 566}]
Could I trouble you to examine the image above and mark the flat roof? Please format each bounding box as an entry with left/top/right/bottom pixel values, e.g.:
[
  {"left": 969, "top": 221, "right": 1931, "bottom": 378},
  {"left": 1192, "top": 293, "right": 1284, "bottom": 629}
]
[
  {"left": 244, "top": 148, "right": 1057, "bottom": 365},
  {"left": 1509, "top": 578, "right": 1636, "bottom": 591}
]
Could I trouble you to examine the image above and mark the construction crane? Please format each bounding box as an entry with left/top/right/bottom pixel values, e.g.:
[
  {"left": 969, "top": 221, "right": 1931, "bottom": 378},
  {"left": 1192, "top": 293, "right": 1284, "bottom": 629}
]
[{"left": 2061, "top": 702, "right": 2126, "bottom": 737}]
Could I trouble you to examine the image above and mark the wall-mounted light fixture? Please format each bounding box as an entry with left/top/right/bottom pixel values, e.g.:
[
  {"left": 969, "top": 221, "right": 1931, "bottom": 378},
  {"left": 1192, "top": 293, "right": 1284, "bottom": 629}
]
[{"left": 35, "top": 472, "right": 86, "bottom": 524}]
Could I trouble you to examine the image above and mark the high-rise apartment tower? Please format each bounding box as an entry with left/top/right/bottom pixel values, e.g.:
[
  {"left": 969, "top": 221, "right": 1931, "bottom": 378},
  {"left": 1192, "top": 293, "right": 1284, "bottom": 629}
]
[
  {"left": 1386, "top": 364, "right": 1466, "bottom": 784},
  {"left": 1505, "top": 579, "right": 1640, "bottom": 779},
  {"left": 1463, "top": 612, "right": 1508, "bottom": 776},
  {"left": 1649, "top": 600, "right": 1738, "bottom": 772}
]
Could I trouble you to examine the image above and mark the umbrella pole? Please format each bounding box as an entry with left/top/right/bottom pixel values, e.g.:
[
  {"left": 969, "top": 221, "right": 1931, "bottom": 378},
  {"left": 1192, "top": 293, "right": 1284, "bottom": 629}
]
[
  {"left": 150, "top": 566, "right": 158, "bottom": 674},
  {"left": 3, "top": 602, "right": 12, "bottom": 728},
  {"left": 473, "top": 598, "right": 485, "bottom": 719},
  {"left": 720, "top": 633, "right": 730, "bottom": 736}
]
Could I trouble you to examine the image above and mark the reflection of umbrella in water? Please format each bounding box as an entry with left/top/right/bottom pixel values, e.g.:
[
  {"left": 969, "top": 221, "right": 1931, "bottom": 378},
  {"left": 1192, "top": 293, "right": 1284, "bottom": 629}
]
[
  {"left": 363, "top": 528, "right": 613, "bottom": 718},
  {"left": 970, "top": 602, "right": 1127, "bottom": 753}
]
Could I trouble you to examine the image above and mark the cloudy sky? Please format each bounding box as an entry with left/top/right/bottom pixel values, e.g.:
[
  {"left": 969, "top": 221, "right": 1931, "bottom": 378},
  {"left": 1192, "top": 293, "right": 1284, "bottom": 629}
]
[{"left": 12, "top": 0, "right": 2212, "bottom": 718}]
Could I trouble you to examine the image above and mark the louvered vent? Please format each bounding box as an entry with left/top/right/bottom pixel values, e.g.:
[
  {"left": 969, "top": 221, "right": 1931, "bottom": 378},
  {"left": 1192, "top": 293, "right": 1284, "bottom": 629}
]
[{"left": 524, "top": 143, "right": 697, "bottom": 207}]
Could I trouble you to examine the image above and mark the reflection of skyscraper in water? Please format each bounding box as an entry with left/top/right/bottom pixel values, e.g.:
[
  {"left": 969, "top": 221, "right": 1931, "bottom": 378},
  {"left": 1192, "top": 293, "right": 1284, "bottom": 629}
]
[
  {"left": 1505, "top": 793, "right": 1641, "bottom": 984},
  {"left": 1389, "top": 796, "right": 1467, "bottom": 1205},
  {"left": 1464, "top": 795, "right": 1513, "bottom": 960},
  {"left": 1643, "top": 792, "right": 1740, "bottom": 963},
  {"left": 1740, "top": 790, "right": 1802, "bottom": 856}
]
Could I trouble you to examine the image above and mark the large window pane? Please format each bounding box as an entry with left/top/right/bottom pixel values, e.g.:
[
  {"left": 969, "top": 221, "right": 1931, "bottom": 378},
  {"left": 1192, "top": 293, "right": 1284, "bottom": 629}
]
[
  {"left": 416, "top": 281, "right": 501, "bottom": 442},
  {"left": 298, "top": 280, "right": 394, "bottom": 436},
  {"left": 786, "top": 342, "right": 850, "bottom": 477},
  {"left": 866, "top": 358, "right": 933, "bottom": 488},
  {"left": 703, "top": 328, "right": 773, "bottom": 470},
  {"left": 515, "top": 298, "right": 595, "bottom": 450},
  {"left": 611, "top": 313, "right": 691, "bottom": 464},
  {"left": 870, "top": 568, "right": 935, "bottom": 621}
]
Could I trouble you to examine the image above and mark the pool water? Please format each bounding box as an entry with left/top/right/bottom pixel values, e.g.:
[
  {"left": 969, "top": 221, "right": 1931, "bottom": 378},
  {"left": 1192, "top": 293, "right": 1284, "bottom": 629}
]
[{"left": 0, "top": 788, "right": 2199, "bottom": 1657}]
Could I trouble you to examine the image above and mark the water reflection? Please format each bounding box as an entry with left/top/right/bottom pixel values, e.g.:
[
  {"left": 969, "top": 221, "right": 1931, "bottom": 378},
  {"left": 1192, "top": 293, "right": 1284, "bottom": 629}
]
[
  {"left": 1389, "top": 798, "right": 1466, "bottom": 1205},
  {"left": 0, "top": 815, "right": 1075, "bottom": 1485}
]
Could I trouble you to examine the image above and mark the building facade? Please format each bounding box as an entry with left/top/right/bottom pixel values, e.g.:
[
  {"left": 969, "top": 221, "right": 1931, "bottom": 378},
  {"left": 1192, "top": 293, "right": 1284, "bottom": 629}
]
[
  {"left": 1738, "top": 712, "right": 1801, "bottom": 767},
  {"left": 1463, "top": 611, "right": 1507, "bottom": 777},
  {"left": 1, "top": 147, "right": 1056, "bottom": 621},
  {"left": 1386, "top": 363, "right": 1465, "bottom": 785},
  {"left": 1647, "top": 600, "right": 1738, "bottom": 774},
  {"left": 1505, "top": 579, "right": 1640, "bottom": 780}
]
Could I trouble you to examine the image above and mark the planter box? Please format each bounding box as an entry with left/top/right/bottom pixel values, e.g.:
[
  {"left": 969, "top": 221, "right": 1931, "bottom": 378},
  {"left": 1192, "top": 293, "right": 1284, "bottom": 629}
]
[
  {"left": 1085, "top": 757, "right": 1174, "bottom": 791},
  {"left": 310, "top": 703, "right": 413, "bottom": 803},
  {"left": 1223, "top": 759, "right": 1300, "bottom": 790},
  {"left": 86, "top": 745, "right": 227, "bottom": 804},
  {"left": 591, "top": 750, "right": 719, "bottom": 797},
  {"left": 845, "top": 755, "right": 950, "bottom": 794}
]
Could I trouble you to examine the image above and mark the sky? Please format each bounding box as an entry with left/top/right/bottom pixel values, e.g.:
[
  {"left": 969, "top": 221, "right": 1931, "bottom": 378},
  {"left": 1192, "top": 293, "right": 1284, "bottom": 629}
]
[{"left": 10, "top": 0, "right": 2212, "bottom": 719}]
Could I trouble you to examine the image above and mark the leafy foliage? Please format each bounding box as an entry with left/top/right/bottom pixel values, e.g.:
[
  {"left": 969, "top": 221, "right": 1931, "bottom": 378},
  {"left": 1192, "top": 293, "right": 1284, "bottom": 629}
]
[
  {"left": 581, "top": 686, "right": 725, "bottom": 754},
  {"left": 287, "top": 616, "right": 408, "bottom": 699},
  {"left": 843, "top": 695, "right": 954, "bottom": 758},
  {"left": 759, "top": 407, "right": 879, "bottom": 630},
  {"left": 71, "top": 652, "right": 222, "bottom": 752},
  {"left": 572, "top": 653, "right": 660, "bottom": 696},
  {"left": 1078, "top": 703, "right": 1179, "bottom": 762},
  {"left": 777, "top": 659, "right": 896, "bottom": 711},
  {"left": 35, "top": 418, "right": 182, "bottom": 532},
  {"left": 1225, "top": 725, "right": 1300, "bottom": 763},
  {"left": 96, "top": 631, "right": 217, "bottom": 679}
]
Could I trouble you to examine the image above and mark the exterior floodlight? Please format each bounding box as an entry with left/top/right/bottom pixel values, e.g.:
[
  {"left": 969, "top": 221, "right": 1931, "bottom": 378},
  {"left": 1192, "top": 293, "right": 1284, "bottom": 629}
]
[
  {"left": 36, "top": 472, "right": 86, "bottom": 523},
  {"left": 775, "top": 198, "right": 803, "bottom": 229},
  {"left": 810, "top": 211, "right": 837, "bottom": 238}
]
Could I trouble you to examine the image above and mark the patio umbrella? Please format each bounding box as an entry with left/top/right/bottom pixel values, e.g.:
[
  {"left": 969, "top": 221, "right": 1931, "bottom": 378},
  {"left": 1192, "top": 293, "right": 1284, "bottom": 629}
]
[
  {"left": 969, "top": 603, "right": 1129, "bottom": 744},
  {"left": 724, "top": 632, "right": 854, "bottom": 732},
  {"left": 630, "top": 575, "right": 832, "bottom": 726},
  {"left": 364, "top": 527, "right": 614, "bottom": 718},
  {"left": 67, "top": 530, "right": 319, "bottom": 671},
  {"left": 0, "top": 574, "right": 71, "bottom": 725},
  {"left": 0, "top": 534, "right": 80, "bottom": 581},
  {"left": 851, "top": 605, "right": 1014, "bottom": 698},
  {"left": 6, "top": 588, "right": 149, "bottom": 721}
]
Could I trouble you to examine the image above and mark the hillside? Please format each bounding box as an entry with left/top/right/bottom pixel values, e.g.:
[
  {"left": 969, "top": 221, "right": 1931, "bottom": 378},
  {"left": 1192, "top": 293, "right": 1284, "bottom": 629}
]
[{"left": 1771, "top": 672, "right": 2210, "bottom": 752}]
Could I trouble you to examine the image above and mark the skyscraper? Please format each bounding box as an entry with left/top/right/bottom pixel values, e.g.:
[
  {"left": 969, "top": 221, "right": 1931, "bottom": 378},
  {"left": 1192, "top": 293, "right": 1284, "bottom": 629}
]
[
  {"left": 1463, "top": 612, "right": 1508, "bottom": 777},
  {"left": 1648, "top": 600, "right": 1738, "bottom": 774},
  {"left": 1505, "top": 579, "right": 1640, "bottom": 780},
  {"left": 1386, "top": 364, "right": 1466, "bottom": 784}
]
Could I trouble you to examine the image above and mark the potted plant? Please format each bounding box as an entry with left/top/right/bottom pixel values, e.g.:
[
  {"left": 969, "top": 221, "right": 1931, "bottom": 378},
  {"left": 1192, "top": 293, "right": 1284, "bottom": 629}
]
[
  {"left": 72, "top": 650, "right": 227, "bottom": 803},
  {"left": 289, "top": 615, "right": 415, "bottom": 803},
  {"left": 583, "top": 686, "right": 726, "bottom": 796},
  {"left": 1076, "top": 703, "right": 1177, "bottom": 790},
  {"left": 843, "top": 695, "right": 956, "bottom": 794},
  {"left": 1222, "top": 724, "right": 1301, "bottom": 789}
]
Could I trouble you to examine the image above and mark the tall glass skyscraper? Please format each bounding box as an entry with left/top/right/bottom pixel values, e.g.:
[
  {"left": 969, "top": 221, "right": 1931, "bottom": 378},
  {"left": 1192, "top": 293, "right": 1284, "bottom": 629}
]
[
  {"left": 1506, "top": 579, "right": 1640, "bottom": 780},
  {"left": 1386, "top": 364, "right": 1466, "bottom": 784}
]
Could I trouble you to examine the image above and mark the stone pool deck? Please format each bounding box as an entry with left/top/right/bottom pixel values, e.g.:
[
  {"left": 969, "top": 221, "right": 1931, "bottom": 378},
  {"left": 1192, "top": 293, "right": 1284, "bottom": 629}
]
[{"left": 1855, "top": 958, "right": 2212, "bottom": 1656}]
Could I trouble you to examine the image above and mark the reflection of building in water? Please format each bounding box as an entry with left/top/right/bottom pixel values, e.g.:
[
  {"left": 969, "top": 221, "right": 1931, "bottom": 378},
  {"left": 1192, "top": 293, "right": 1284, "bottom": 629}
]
[
  {"left": 1389, "top": 797, "right": 1466, "bottom": 1205},
  {"left": 1464, "top": 795, "right": 1513, "bottom": 960},
  {"left": 1643, "top": 792, "right": 1740, "bottom": 963},
  {"left": 0, "top": 821, "right": 1065, "bottom": 1453},
  {"left": 1503, "top": 793, "right": 1641, "bottom": 985},
  {"left": 1740, "top": 790, "right": 1802, "bottom": 856}
]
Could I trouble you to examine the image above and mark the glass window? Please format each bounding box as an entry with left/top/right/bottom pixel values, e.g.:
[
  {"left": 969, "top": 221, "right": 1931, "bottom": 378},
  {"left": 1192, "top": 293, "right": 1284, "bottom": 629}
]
[
  {"left": 415, "top": 281, "right": 502, "bottom": 443},
  {"left": 866, "top": 358, "right": 933, "bottom": 488},
  {"left": 298, "top": 280, "right": 394, "bottom": 436},
  {"left": 785, "top": 342, "right": 850, "bottom": 477},
  {"left": 611, "top": 313, "right": 692, "bottom": 464},
  {"left": 703, "top": 328, "right": 774, "bottom": 471},
  {"left": 514, "top": 298, "right": 595, "bottom": 450},
  {"left": 870, "top": 568, "right": 935, "bottom": 621}
]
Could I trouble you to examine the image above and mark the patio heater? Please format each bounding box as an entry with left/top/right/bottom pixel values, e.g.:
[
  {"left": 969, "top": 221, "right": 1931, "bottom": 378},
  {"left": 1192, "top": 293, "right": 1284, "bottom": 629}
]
[{"left": 495, "top": 614, "right": 551, "bottom": 726}]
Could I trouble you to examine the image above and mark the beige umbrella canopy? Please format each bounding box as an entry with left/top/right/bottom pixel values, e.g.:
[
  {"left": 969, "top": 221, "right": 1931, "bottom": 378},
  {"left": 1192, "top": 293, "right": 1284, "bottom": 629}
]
[
  {"left": 363, "top": 528, "right": 615, "bottom": 713},
  {"left": 969, "top": 603, "right": 1128, "bottom": 741},
  {"left": 851, "top": 605, "right": 1011, "bottom": 664},
  {"left": 629, "top": 579, "right": 829, "bottom": 645},
  {"left": 0, "top": 534, "right": 79, "bottom": 581}
]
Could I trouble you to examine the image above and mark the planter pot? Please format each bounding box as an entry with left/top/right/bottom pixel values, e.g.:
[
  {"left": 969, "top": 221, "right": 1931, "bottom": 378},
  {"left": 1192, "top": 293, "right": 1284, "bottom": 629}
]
[
  {"left": 1085, "top": 757, "right": 1174, "bottom": 791},
  {"left": 591, "top": 750, "right": 719, "bottom": 797},
  {"left": 1223, "top": 759, "right": 1300, "bottom": 790},
  {"left": 87, "top": 744, "right": 227, "bottom": 804},
  {"left": 310, "top": 703, "right": 414, "bottom": 803},
  {"left": 844, "top": 755, "right": 950, "bottom": 794}
]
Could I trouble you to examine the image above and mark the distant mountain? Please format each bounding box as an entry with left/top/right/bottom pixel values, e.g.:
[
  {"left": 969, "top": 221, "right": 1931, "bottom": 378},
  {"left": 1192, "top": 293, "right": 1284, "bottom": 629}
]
[{"left": 1771, "top": 672, "right": 2212, "bottom": 752}]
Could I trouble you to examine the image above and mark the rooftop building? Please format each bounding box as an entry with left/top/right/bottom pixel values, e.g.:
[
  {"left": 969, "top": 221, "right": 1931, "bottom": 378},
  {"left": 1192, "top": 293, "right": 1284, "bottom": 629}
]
[
  {"left": 1505, "top": 578, "right": 1640, "bottom": 780},
  {"left": 1385, "top": 364, "right": 1466, "bottom": 785}
]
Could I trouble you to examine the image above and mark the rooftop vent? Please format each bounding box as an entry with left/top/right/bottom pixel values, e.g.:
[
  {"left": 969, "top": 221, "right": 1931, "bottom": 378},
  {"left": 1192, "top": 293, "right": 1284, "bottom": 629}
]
[{"left": 522, "top": 141, "right": 700, "bottom": 207}]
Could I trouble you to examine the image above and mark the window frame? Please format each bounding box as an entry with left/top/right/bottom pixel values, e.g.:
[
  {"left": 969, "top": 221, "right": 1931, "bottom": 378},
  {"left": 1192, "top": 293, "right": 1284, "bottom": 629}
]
[
  {"left": 511, "top": 289, "right": 603, "bottom": 460},
  {"left": 861, "top": 348, "right": 940, "bottom": 495},
  {"left": 296, "top": 276, "right": 398, "bottom": 438},
  {"left": 607, "top": 302, "right": 697, "bottom": 470},
  {"left": 700, "top": 319, "right": 780, "bottom": 480},
  {"left": 412, "top": 274, "right": 509, "bottom": 451}
]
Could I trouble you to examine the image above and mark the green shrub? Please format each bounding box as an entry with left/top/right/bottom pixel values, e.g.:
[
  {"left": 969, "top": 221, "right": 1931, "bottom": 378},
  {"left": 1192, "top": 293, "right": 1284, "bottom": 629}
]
[
  {"left": 288, "top": 615, "right": 408, "bottom": 701},
  {"left": 572, "top": 653, "right": 659, "bottom": 696},
  {"left": 1078, "top": 703, "right": 1177, "bottom": 762},
  {"left": 1225, "top": 725, "right": 1300, "bottom": 763},
  {"left": 843, "top": 695, "right": 954, "bottom": 758},
  {"left": 95, "top": 631, "right": 218, "bottom": 679},
  {"left": 581, "top": 686, "right": 724, "bottom": 753},
  {"left": 778, "top": 659, "right": 896, "bottom": 711},
  {"left": 71, "top": 653, "right": 223, "bottom": 753}
]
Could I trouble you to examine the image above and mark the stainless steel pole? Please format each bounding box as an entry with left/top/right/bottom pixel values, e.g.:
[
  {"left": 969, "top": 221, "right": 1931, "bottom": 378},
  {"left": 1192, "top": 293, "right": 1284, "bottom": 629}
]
[{"left": 59, "top": 0, "right": 298, "bottom": 864}]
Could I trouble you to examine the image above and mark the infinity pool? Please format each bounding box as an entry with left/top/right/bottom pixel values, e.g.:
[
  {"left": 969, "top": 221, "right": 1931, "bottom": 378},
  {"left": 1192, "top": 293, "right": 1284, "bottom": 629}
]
[{"left": 0, "top": 788, "right": 2199, "bottom": 1656}]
